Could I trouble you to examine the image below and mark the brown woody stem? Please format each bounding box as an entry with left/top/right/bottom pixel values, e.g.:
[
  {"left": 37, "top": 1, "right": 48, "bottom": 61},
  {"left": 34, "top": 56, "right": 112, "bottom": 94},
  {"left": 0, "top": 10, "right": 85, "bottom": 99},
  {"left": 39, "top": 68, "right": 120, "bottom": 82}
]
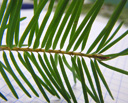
[{"left": 0, "top": 47, "right": 110, "bottom": 60}]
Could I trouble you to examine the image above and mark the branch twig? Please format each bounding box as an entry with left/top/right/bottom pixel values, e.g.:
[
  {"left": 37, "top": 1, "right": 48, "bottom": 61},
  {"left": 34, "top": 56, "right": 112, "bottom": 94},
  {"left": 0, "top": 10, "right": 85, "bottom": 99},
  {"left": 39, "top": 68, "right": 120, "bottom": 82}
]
[{"left": 0, "top": 47, "right": 110, "bottom": 60}]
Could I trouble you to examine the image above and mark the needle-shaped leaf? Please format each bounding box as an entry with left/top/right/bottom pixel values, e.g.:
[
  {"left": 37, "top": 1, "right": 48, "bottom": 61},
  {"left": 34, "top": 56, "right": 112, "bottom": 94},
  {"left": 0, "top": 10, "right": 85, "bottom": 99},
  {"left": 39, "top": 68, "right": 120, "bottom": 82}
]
[
  {"left": 71, "top": 57, "right": 98, "bottom": 102},
  {"left": 105, "top": 48, "right": 128, "bottom": 60},
  {"left": 98, "top": 61, "right": 128, "bottom": 75},
  {"left": 71, "top": 56, "right": 80, "bottom": 80},
  {"left": 24, "top": 52, "right": 32, "bottom": 59},
  {"left": 10, "top": 51, "right": 39, "bottom": 97},
  {"left": 95, "top": 0, "right": 127, "bottom": 53},
  {"left": 0, "top": 92, "right": 8, "bottom": 101},
  {"left": 86, "top": 27, "right": 107, "bottom": 54},
  {"left": 50, "top": 54, "right": 66, "bottom": 88},
  {"left": 72, "top": 63, "right": 77, "bottom": 84},
  {"left": 0, "top": 0, "right": 13, "bottom": 46},
  {"left": 0, "top": 62, "right": 18, "bottom": 99},
  {"left": 15, "top": 12, "right": 20, "bottom": 46},
  {"left": 18, "top": 52, "right": 28, "bottom": 69},
  {"left": 59, "top": 55, "right": 77, "bottom": 103},
  {"left": 52, "top": 0, "right": 76, "bottom": 50},
  {"left": 99, "top": 30, "right": 128, "bottom": 53},
  {"left": 38, "top": 53, "right": 62, "bottom": 99},
  {"left": 86, "top": 87, "right": 98, "bottom": 102},
  {"left": 6, "top": 0, "right": 23, "bottom": 49},
  {"left": 87, "top": 0, "right": 127, "bottom": 54},
  {"left": 38, "top": 53, "right": 71, "bottom": 101},
  {"left": 33, "top": 0, "right": 55, "bottom": 49},
  {"left": 54, "top": 53, "right": 59, "bottom": 66},
  {"left": 41, "top": 0, "right": 69, "bottom": 49},
  {"left": 2, "top": 17, "right": 26, "bottom": 31},
  {"left": 18, "top": 52, "right": 55, "bottom": 96},
  {"left": 45, "top": 0, "right": 69, "bottom": 51},
  {"left": 43, "top": 53, "right": 58, "bottom": 82},
  {"left": 94, "top": 60, "right": 114, "bottom": 99},
  {"left": 29, "top": 52, "right": 59, "bottom": 98},
  {"left": 104, "top": 21, "right": 124, "bottom": 46},
  {"left": 28, "top": 0, "right": 39, "bottom": 47},
  {"left": 69, "top": 0, "right": 83, "bottom": 42},
  {"left": 60, "top": 0, "right": 83, "bottom": 49},
  {"left": 81, "top": 2, "right": 103, "bottom": 51},
  {"left": 74, "top": 1, "right": 103, "bottom": 51},
  {"left": 34, "top": 0, "right": 38, "bottom": 13},
  {"left": 37, "top": 77, "right": 55, "bottom": 96},
  {"left": 24, "top": 53, "right": 50, "bottom": 102},
  {"left": 62, "top": 55, "right": 78, "bottom": 82},
  {"left": 33, "top": 0, "right": 39, "bottom": 36},
  {"left": 19, "top": 0, "right": 48, "bottom": 47},
  {"left": 28, "top": 24, "right": 36, "bottom": 47},
  {"left": 66, "top": 0, "right": 101, "bottom": 52},
  {"left": 62, "top": 55, "right": 72, "bottom": 71},
  {"left": 77, "top": 57, "right": 89, "bottom": 103},
  {"left": 0, "top": 0, "right": 8, "bottom": 24},
  {"left": 49, "top": 54, "right": 71, "bottom": 102},
  {"left": 90, "top": 59, "right": 104, "bottom": 103},
  {"left": 82, "top": 58, "right": 100, "bottom": 103},
  {"left": 20, "top": 17, "right": 27, "bottom": 21},
  {"left": 3, "top": 52, "right": 31, "bottom": 98}
]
